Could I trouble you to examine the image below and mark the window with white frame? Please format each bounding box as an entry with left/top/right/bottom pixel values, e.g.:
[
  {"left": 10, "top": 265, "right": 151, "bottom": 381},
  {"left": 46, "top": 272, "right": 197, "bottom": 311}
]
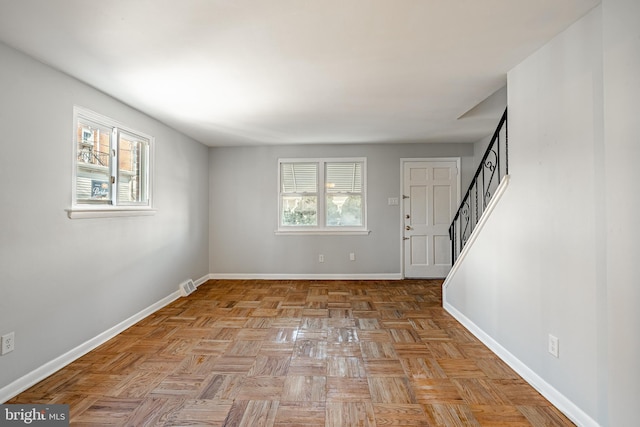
[
  {"left": 278, "top": 158, "right": 367, "bottom": 233},
  {"left": 70, "top": 107, "right": 153, "bottom": 216}
]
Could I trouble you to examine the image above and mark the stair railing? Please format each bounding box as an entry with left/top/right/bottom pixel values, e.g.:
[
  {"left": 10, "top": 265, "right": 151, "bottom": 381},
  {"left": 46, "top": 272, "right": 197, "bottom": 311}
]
[{"left": 449, "top": 108, "right": 508, "bottom": 264}]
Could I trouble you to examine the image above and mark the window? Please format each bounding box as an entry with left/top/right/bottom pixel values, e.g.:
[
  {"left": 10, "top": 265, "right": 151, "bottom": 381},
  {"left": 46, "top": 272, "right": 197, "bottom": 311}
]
[
  {"left": 278, "top": 158, "right": 368, "bottom": 234},
  {"left": 69, "top": 107, "right": 154, "bottom": 218}
]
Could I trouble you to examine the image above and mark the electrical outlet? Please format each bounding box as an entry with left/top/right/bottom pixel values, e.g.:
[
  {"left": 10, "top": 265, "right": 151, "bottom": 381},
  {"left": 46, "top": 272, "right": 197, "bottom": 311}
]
[
  {"left": 548, "top": 334, "right": 559, "bottom": 358},
  {"left": 318, "top": 254, "right": 324, "bottom": 263},
  {"left": 1, "top": 332, "right": 15, "bottom": 355},
  {"left": 349, "top": 252, "right": 356, "bottom": 261}
]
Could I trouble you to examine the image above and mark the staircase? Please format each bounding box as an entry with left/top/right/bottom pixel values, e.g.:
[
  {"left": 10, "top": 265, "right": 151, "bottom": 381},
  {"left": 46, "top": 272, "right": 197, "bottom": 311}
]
[{"left": 449, "top": 108, "right": 508, "bottom": 264}]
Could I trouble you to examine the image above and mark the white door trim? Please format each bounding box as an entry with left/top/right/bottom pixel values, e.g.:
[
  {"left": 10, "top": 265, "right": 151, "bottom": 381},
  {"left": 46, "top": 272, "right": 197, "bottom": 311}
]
[{"left": 399, "top": 157, "right": 461, "bottom": 279}]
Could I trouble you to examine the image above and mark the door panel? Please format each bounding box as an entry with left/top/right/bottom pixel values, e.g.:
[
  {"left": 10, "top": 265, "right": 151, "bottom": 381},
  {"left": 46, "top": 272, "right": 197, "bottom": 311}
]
[
  {"left": 433, "top": 185, "right": 452, "bottom": 225},
  {"left": 433, "top": 167, "right": 452, "bottom": 180},
  {"left": 410, "top": 235, "right": 428, "bottom": 265},
  {"left": 403, "top": 160, "right": 458, "bottom": 278},
  {"left": 434, "top": 235, "right": 450, "bottom": 265},
  {"left": 410, "top": 186, "right": 427, "bottom": 224}
]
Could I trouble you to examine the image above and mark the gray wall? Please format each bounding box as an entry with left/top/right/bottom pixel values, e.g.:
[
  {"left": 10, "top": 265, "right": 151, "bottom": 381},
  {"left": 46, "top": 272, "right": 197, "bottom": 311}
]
[
  {"left": 444, "top": 2, "right": 640, "bottom": 425},
  {"left": 209, "top": 143, "right": 474, "bottom": 276},
  {"left": 0, "top": 42, "right": 210, "bottom": 390},
  {"left": 602, "top": 0, "right": 640, "bottom": 424}
]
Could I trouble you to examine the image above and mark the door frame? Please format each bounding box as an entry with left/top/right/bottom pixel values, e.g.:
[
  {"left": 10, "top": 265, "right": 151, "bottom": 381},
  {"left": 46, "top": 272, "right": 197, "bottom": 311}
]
[{"left": 399, "top": 157, "right": 461, "bottom": 279}]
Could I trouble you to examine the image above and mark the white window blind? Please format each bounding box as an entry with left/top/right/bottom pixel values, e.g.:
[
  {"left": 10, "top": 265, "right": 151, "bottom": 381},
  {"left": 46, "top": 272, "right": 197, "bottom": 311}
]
[
  {"left": 280, "top": 163, "right": 317, "bottom": 193},
  {"left": 278, "top": 158, "right": 367, "bottom": 233},
  {"left": 326, "top": 162, "right": 362, "bottom": 193}
]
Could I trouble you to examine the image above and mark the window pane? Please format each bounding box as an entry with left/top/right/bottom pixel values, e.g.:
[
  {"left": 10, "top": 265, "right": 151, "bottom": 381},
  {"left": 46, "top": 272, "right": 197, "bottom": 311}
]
[
  {"left": 281, "top": 163, "right": 317, "bottom": 193},
  {"left": 326, "top": 162, "right": 362, "bottom": 193},
  {"left": 326, "top": 194, "right": 362, "bottom": 226},
  {"left": 118, "top": 132, "right": 149, "bottom": 205},
  {"left": 76, "top": 119, "right": 111, "bottom": 203},
  {"left": 282, "top": 195, "right": 317, "bottom": 226}
]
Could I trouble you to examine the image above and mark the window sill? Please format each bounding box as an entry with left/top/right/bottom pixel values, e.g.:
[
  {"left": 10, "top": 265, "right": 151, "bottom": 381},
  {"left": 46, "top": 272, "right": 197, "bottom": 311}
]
[
  {"left": 66, "top": 207, "right": 156, "bottom": 219},
  {"left": 275, "top": 229, "right": 371, "bottom": 236}
]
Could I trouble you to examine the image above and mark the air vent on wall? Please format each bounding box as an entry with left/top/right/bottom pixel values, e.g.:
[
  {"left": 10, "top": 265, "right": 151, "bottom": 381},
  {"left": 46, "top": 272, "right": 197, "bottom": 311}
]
[{"left": 179, "top": 279, "right": 197, "bottom": 296}]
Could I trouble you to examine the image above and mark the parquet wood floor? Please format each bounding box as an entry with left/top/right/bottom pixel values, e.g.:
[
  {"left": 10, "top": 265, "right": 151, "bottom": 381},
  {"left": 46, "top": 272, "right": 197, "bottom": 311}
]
[{"left": 8, "top": 279, "right": 575, "bottom": 426}]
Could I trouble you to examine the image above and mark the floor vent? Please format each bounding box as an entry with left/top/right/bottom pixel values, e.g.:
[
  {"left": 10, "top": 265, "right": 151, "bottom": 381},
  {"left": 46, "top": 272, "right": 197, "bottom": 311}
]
[{"left": 179, "top": 279, "right": 197, "bottom": 296}]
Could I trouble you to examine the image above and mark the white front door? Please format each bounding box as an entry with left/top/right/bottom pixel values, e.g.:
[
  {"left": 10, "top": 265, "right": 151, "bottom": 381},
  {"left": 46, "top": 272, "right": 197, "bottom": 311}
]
[{"left": 402, "top": 160, "right": 459, "bottom": 278}]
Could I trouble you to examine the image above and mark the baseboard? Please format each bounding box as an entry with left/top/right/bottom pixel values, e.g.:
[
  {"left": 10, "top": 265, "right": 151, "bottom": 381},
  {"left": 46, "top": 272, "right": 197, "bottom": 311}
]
[
  {"left": 442, "top": 299, "right": 600, "bottom": 427},
  {"left": 0, "top": 273, "right": 209, "bottom": 403},
  {"left": 193, "top": 275, "right": 210, "bottom": 287},
  {"left": 207, "top": 273, "right": 403, "bottom": 280}
]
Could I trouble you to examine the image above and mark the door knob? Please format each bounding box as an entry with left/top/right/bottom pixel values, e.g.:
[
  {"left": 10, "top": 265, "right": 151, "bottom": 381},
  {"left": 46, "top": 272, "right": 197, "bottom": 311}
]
[{"left": 405, "top": 225, "right": 412, "bottom": 231}]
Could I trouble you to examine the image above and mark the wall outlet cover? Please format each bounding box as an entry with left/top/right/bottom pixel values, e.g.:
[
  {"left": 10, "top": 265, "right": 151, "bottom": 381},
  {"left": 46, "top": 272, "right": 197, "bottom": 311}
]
[
  {"left": 548, "top": 334, "right": 559, "bottom": 358},
  {"left": 1, "top": 332, "right": 15, "bottom": 355}
]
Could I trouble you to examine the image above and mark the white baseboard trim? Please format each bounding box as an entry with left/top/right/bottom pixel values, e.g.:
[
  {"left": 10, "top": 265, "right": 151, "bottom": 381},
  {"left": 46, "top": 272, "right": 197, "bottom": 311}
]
[
  {"left": 207, "top": 273, "right": 403, "bottom": 281},
  {"left": 442, "top": 299, "right": 600, "bottom": 427},
  {"left": 0, "top": 274, "right": 209, "bottom": 403},
  {"left": 193, "top": 275, "right": 210, "bottom": 287},
  {"left": 443, "top": 175, "right": 510, "bottom": 290}
]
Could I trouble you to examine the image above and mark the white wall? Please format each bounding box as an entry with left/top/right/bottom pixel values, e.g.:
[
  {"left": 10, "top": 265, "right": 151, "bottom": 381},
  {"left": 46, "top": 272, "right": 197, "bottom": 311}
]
[
  {"left": 0, "top": 42, "right": 210, "bottom": 393},
  {"left": 445, "top": 2, "right": 640, "bottom": 425},
  {"left": 209, "top": 143, "right": 475, "bottom": 276}
]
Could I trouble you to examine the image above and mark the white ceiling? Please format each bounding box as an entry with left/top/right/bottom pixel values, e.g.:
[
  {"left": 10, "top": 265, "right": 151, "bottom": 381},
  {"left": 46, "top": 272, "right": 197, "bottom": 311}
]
[{"left": 0, "top": 0, "right": 599, "bottom": 147}]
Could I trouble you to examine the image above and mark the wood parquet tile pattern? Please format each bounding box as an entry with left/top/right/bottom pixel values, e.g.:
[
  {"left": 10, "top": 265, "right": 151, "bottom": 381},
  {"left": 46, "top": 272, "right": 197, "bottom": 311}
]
[{"left": 9, "top": 280, "right": 575, "bottom": 426}]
